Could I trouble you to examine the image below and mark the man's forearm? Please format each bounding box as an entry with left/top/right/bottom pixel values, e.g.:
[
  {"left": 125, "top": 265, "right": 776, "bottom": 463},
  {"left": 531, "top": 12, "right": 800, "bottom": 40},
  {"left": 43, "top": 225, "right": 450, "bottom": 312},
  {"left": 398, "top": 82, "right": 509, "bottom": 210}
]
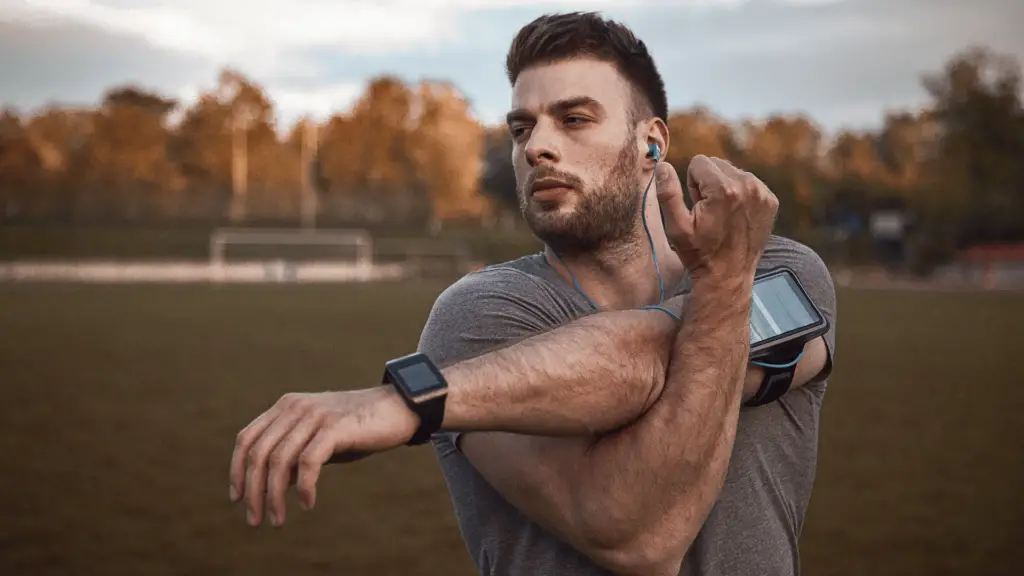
[
  {"left": 567, "top": 277, "right": 753, "bottom": 573},
  {"left": 439, "top": 296, "right": 682, "bottom": 437},
  {"left": 437, "top": 290, "right": 826, "bottom": 440}
]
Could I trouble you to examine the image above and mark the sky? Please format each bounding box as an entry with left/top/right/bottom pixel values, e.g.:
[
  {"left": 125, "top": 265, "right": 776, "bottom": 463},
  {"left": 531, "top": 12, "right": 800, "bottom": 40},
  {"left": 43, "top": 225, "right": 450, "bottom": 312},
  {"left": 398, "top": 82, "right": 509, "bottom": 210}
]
[{"left": 0, "top": 0, "right": 1022, "bottom": 134}]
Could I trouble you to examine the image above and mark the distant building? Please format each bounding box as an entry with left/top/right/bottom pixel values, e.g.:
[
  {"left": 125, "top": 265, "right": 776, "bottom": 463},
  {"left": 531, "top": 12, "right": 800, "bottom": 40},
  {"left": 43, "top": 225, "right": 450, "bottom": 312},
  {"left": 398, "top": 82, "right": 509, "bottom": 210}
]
[
  {"left": 869, "top": 208, "right": 909, "bottom": 271},
  {"left": 935, "top": 243, "right": 1024, "bottom": 289}
]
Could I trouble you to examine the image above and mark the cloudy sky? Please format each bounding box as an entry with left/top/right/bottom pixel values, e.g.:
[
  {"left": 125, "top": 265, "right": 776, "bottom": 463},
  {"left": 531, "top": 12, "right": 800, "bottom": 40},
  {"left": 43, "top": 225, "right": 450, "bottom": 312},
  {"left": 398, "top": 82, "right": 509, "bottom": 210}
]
[{"left": 1, "top": 0, "right": 1021, "bottom": 133}]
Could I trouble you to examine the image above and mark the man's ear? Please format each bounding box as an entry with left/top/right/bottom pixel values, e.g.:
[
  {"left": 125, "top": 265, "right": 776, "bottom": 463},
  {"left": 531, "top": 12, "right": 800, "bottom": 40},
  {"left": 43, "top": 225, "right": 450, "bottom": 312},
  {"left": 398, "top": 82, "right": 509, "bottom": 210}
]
[{"left": 643, "top": 117, "right": 669, "bottom": 165}]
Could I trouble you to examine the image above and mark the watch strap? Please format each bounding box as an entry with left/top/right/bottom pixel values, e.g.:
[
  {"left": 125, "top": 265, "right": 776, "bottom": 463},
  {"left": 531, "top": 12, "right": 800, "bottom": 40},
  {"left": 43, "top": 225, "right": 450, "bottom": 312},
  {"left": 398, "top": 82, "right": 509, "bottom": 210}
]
[
  {"left": 404, "top": 392, "right": 446, "bottom": 445},
  {"left": 381, "top": 355, "right": 448, "bottom": 446}
]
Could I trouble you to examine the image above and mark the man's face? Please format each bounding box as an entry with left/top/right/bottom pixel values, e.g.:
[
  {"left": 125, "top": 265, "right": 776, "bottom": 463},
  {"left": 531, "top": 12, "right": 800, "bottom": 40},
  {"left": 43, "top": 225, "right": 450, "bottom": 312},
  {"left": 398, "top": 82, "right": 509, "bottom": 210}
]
[{"left": 507, "top": 58, "right": 645, "bottom": 256}]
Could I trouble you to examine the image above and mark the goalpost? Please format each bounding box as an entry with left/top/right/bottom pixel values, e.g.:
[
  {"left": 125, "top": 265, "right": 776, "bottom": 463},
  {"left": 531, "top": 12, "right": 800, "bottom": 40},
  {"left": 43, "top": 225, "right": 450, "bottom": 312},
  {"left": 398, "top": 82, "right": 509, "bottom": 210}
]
[
  {"left": 207, "top": 227, "right": 477, "bottom": 283},
  {"left": 208, "top": 227, "right": 375, "bottom": 282}
]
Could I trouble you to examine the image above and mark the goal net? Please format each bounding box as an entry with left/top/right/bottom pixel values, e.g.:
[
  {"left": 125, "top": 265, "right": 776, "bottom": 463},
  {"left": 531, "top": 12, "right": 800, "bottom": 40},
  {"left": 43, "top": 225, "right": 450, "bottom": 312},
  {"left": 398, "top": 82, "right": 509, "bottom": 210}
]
[{"left": 208, "top": 227, "right": 378, "bottom": 282}]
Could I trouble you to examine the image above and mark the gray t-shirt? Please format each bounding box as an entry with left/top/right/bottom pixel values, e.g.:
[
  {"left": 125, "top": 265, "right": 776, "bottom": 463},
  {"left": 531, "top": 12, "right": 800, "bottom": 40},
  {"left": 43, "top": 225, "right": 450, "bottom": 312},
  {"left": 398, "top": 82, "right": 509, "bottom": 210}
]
[{"left": 417, "top": 235, "right": 838, "bottom": 576}]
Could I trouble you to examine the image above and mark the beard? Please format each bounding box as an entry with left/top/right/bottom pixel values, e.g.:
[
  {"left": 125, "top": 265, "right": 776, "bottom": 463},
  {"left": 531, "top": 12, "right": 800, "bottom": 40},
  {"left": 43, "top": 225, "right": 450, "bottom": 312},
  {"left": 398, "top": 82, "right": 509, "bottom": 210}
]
[{"left": 518, "top": 137, "right": 642, "bottom": 258}]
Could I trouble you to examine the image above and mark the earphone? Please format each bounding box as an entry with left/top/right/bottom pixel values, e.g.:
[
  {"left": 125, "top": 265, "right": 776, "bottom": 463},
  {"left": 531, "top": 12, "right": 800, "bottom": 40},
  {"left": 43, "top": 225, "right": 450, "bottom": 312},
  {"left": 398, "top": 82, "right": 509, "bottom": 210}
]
[
  {"left": 548, "top": 140, "right": 681, "bottom": 321},
  {"left": 648, "top": 141, "right": 661, "bottom": 162}
]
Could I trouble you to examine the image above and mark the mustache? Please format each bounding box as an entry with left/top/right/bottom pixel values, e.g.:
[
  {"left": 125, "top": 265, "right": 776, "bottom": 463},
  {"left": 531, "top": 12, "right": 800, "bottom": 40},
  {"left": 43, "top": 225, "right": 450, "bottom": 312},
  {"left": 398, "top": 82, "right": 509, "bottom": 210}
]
[{"left": 522, "top": 167, "right": 585, "bottom": 194}]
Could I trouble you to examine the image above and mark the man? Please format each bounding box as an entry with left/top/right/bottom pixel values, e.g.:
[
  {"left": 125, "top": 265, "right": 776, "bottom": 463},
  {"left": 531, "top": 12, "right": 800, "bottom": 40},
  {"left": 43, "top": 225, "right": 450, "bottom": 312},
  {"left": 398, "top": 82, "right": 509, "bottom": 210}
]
[{"left": 229, "top": 11, "right": 836, "bottom": 576}]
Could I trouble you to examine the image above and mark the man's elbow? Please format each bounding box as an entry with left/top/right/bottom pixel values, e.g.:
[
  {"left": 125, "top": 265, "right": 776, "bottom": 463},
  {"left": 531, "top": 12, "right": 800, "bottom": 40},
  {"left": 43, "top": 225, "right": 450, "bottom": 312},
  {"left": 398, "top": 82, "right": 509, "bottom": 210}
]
[
  {"left": 573, "top": 504, "right": 693, "bottom": 575},
  {"left": 582, "top": 528, "right": 690, "bottom": 576}
]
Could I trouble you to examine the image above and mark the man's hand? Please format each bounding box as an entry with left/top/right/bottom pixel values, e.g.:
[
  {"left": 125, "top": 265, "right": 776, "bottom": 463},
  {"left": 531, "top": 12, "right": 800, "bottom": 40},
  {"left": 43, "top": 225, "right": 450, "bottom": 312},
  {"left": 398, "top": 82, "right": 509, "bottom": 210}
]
[
  {"left": 657, "top": 155, "right": 778, "bottom": 281},
  {"left": 228, "top": 386, "right": 418, "bottom": 527}
]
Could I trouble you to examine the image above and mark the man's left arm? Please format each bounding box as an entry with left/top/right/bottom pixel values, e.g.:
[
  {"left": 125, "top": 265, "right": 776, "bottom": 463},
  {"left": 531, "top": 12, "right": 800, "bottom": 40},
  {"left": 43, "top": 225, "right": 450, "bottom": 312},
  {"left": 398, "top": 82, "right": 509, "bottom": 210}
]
[{"left": 743, "top": 238, "right": 838, "bottom": 399}]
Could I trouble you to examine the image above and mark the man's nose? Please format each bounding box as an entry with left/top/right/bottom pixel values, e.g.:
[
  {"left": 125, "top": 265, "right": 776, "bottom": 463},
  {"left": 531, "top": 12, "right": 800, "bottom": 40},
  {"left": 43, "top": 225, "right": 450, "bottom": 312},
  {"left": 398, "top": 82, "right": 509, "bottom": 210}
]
[{"left": 525, "top": 124, "right": 561, "bottom": 167}]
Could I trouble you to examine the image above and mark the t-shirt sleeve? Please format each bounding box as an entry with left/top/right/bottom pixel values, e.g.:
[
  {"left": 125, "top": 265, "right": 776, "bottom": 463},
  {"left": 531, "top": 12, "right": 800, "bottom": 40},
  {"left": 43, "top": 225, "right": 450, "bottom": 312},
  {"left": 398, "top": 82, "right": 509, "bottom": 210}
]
[{"left": 416, "top": 265, "right": 576, "bottom": 448}]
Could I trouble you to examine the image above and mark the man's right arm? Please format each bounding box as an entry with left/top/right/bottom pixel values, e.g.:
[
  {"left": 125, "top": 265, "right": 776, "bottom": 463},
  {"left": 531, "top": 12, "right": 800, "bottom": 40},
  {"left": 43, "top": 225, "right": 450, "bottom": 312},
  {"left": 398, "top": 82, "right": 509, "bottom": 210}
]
[
  {"left": 425, "top": 266, "right": 827, "bottom": 439},
  {"left": 427, "top": 268, "right": 682, "bottom": 438}
]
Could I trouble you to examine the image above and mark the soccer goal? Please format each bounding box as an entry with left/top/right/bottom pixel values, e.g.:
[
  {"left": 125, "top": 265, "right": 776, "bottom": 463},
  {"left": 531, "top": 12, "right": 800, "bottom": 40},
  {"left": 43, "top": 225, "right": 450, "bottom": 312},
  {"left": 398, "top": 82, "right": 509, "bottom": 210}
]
[{"left": 208, "top": 227, "right": 378, "bottom": 282}]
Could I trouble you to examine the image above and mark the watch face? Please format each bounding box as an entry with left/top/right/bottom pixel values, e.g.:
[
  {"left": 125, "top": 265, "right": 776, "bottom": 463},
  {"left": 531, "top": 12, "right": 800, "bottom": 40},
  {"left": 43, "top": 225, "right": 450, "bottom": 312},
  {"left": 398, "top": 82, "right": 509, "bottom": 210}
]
[
  {"left": 387, "top": 353, "right": 447, "bottom": 398},
  {"left": 397, "top": 362, "right": 443, "bottom": 394}
]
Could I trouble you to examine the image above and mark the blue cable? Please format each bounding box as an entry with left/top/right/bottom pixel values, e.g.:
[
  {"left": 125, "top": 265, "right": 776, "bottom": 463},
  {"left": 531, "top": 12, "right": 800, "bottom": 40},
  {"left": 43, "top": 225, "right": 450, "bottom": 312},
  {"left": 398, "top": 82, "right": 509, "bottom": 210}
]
[
  {"left": 639, "top": 169, "right": 667, "bottom": 304},
  {"left": 547, "top": 164, "right": 679, "bottom": 321},
  {"left": 750, "top": 351, "right": 804, "bottom": 369},
  {"left": 640, "top": 304, "right": 680, "bottom": 320}
]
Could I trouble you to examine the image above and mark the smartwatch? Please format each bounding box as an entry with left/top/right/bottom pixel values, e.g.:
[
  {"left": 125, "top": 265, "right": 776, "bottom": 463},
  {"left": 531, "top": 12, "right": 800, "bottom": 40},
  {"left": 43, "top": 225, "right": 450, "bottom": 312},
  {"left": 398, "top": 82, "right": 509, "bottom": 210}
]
[
  {"left": 382, "top": 352, "right": 449, "bottom": 445},
  {"left": 744, "top": 342, "right": 804, "bottom": 408}
]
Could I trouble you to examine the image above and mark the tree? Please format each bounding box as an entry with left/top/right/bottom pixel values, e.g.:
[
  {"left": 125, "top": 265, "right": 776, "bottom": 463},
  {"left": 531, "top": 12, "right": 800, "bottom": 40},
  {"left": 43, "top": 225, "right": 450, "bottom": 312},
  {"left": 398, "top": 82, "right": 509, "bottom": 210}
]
[
  {"left": 72, "top": 86, "right": 181, "bottom": 217},
  {"left": 664, "top": 107, "right": 738, "bottom": 174},
  {"left": 479, "top": 125, "right": 517, "bottom": 210},
  {"left": 169, "top": 69, "right": 282, "bottom": 221},
  {"left": 315, "top": 76, "right": 423, "bottom": 224},
  {"left": 739, "top": 114, "right": 824, "bottom": 238},
  {"left": 923, "top": 46, "right": 1024, "bottom": 246},
  {"left": 412, "top": 81, "right": 489, "bottom": 228},
  {"left": 0, "top": 109, "right": 48, "bottom": 217}
]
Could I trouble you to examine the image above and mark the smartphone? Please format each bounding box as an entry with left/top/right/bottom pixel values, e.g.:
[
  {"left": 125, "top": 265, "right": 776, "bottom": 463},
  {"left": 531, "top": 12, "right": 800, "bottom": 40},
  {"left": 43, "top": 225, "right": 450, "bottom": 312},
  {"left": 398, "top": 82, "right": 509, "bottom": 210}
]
[{"left": 749, "top": 266, "right": 829, "bottom": 358}]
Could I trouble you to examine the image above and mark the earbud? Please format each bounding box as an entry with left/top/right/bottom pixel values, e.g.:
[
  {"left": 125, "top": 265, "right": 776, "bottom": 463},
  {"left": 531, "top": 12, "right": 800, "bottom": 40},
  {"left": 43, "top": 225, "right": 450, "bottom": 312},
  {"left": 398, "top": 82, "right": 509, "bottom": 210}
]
[{"left": 647, "top": 142, "right": 660, "bottom": 163}]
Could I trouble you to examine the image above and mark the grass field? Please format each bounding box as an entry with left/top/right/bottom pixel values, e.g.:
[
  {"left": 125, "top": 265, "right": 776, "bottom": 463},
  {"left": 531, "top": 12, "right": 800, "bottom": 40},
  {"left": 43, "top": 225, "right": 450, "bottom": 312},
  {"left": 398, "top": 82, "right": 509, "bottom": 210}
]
[{"left": 0, "top": 282, "right": 1021, "bottom": 575}]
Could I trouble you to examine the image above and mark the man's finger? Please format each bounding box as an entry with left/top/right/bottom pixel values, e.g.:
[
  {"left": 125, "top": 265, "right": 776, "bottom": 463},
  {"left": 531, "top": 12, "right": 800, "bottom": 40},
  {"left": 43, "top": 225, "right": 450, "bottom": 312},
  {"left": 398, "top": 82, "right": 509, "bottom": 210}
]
[
  {"left": 265, "top": 415, "right": 321, "bottom": 526},
  {"left": 708, "top": 157, "right": 744, "bottom": 181},
  {"left": 686, "top": 155, "right": 730, "bottom": 204},
  {"left": 654, "top": 162, "right": 695, "bottom": 250},
  {"left": 230, "top": 409, "right": 278, "bottom": 503},
  {"left": 244, "top": 410, "right": 303, "bottom": 526},
  {"left": 296, "top": 424, "right": 346, "bottom": 512}
]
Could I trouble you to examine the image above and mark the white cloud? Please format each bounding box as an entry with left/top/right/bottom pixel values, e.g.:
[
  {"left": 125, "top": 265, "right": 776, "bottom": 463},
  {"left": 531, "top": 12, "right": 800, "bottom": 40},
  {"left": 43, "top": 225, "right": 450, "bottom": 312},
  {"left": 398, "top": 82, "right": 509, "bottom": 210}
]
[
  {"left": 2, "top": 0, "right": 806, "bottom": 61},
  {"left": 1, "top": 0, "right": 845, "bottom": 78},
  {"left": 272, "top": 81, "right": 366, "bottom": 124}
]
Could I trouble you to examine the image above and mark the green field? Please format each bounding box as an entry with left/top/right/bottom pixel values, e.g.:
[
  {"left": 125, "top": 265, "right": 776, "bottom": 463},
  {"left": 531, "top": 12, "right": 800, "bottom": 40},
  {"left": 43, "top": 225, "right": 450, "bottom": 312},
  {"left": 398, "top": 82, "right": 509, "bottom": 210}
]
[{"left": 0, "top": 282, "right": 1021, "bottom": 575}]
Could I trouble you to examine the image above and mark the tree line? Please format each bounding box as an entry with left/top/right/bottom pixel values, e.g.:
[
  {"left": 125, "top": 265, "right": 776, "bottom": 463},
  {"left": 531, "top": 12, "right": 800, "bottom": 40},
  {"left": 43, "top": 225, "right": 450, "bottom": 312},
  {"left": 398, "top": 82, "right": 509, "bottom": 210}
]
[{"left": 0, "top": 45, "right": 1021, "bottom": 270}]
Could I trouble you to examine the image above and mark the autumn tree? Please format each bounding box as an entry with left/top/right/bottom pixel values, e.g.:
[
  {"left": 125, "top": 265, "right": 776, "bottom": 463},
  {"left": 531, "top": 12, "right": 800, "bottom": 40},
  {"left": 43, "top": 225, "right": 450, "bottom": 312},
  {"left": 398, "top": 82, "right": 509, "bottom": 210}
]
[
  {"left": 315, "top": 76, "right": 423, "bottom": 224},
  {"left": 170, "top": 69, "right": 283, "bottom": 221},
  {"left": 738, "top": 114, "right": 824, "bottom": 238},
  {"left": 0, "top": 109, "right": 49, "bottom": 217},
  {"left": 20, "top": 107, "right": 94, "bottom": 219},
  {"left": 408, "top": 81, "right": 488, "bottom": 229},
  {"left": 70, "top": 86, "right": 181, "bottom": 218}
]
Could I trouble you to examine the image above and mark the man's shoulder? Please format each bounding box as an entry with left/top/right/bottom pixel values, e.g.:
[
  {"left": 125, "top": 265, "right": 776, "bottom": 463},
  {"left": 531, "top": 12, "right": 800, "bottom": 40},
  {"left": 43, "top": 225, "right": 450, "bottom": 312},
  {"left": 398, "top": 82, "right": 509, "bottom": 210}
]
[
  {"left": 418, "top": 253, "right": 572, "bottom": 362},
  {"left": 761, "top": 235, "right": 827, "bottom": 269},
  {"left": 761, "top": 236, "right": 834, "bottom": 293},
  {"left": 430, "top": 254, "right": 552, "bottom": 310}
]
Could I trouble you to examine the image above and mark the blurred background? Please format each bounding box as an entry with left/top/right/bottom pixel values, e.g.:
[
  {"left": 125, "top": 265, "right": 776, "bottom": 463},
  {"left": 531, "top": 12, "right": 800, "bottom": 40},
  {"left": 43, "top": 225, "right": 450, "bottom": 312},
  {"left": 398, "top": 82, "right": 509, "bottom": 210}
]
[{"left": 0, "top": 0, "right": 1022, "bottom": 575}]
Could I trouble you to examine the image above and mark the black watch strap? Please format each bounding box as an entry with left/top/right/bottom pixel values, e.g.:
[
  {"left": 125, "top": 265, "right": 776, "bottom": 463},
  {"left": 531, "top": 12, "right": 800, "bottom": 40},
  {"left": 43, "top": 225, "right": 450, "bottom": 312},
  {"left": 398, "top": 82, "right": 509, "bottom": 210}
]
[
  {"left": 745, "top": 345, "right": 803, "bottom": 408},
  {"left": 382, "top": 354, "right": 448, "bottom": 446},
  {"left": 404, "top": 393, "right": 446, "bottom": 445}
]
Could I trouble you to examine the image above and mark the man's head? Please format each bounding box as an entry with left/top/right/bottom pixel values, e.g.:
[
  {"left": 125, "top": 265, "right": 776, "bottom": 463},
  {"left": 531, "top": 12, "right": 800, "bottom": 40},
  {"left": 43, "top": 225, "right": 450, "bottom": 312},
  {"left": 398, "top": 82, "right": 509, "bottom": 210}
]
[{"left": 505, "top": 12, "right": 669, "bottom": 256}]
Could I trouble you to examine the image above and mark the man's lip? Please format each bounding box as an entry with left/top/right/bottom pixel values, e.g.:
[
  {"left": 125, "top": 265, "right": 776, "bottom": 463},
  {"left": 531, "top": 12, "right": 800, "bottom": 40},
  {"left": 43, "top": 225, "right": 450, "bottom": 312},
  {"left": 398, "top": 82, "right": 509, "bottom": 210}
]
[{"left": 531, "top": 179, "right": 573, "bottom": 195}]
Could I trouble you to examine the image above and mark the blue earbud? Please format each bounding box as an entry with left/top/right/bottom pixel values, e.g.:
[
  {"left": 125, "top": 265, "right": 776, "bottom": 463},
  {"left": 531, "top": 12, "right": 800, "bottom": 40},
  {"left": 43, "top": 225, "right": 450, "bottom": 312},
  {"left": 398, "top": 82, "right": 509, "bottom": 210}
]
[{"left": 648, "top": 142, "right": 660, "bottom": 162}]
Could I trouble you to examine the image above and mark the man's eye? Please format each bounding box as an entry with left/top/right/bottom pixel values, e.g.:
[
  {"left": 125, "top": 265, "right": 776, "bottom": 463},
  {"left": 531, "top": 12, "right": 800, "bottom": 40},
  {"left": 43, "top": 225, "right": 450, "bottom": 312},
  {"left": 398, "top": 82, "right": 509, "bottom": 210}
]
[
  {"left": 564, "top": 115, "right": 589, "bottom": 127},
  {"left": 509, "top": 125, "right": 530, "bottom": 139}
]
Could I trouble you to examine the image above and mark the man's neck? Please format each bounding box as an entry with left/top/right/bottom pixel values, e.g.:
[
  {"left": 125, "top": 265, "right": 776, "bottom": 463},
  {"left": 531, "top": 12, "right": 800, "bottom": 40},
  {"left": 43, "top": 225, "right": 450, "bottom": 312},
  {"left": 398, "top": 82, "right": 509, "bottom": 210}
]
[{"left": 545, "top": 202, "right": 684, "bottom": 311}]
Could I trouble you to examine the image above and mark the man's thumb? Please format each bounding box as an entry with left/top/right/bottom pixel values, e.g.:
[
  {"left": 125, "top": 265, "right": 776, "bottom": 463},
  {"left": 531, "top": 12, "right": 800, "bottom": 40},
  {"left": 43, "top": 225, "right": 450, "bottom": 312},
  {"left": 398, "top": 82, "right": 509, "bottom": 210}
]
[{"left": 654, "top": 162, "right": 695, "bottom": 249}]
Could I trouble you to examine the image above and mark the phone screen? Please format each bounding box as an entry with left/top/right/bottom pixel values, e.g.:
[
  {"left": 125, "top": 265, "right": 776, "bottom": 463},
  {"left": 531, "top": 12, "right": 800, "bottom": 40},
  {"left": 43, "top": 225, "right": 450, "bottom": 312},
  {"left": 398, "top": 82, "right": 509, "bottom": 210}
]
[{"left": 750, "top": 271, "right": 822, "bottom": 346}]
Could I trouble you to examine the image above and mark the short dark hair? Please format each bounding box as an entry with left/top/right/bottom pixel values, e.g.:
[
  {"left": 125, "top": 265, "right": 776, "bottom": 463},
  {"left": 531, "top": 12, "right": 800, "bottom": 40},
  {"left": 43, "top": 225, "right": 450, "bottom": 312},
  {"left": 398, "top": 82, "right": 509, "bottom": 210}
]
[{"left": 505, "top": 12, "right": 668, "bottom": 123}]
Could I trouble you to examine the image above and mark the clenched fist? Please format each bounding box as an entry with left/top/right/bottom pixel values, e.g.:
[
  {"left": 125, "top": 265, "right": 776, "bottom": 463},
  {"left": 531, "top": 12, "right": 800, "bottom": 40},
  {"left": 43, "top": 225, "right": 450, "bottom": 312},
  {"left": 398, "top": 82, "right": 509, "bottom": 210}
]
[{"left": 655, "top": 155, "right": 778, "bottom": 283}]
